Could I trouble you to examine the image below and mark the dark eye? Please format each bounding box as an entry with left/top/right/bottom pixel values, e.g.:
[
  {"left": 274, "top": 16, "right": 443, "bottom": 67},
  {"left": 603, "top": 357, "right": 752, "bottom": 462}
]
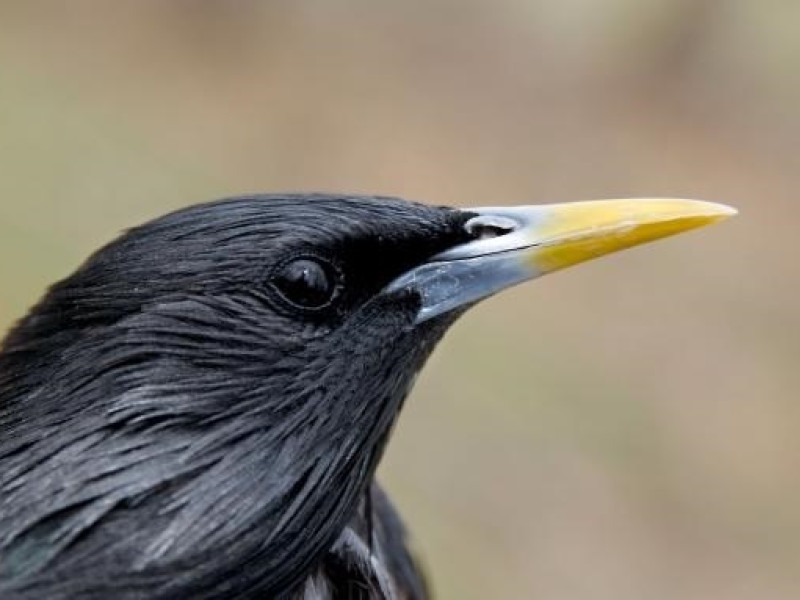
[{"left": 273, "top": 258, "right": 340, "bottom": 310}]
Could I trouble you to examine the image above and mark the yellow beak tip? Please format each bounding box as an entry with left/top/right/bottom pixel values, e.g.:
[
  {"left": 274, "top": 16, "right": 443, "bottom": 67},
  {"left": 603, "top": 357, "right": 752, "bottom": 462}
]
[
  {"left": 698, "top": 200, "right": 738, "bottom": 219},
  {"left": 527, "top": 198, "right": 738, "bottom": 274}
]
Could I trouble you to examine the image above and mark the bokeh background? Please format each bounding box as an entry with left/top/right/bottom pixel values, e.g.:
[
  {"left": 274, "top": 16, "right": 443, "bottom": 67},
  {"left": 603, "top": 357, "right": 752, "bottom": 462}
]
[{"left": 1, "top": 2, "right": 798, "bottom": 598}]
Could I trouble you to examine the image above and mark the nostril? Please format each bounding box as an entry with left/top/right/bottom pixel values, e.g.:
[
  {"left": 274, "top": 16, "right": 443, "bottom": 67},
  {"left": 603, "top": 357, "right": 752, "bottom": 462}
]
[{"left": 464, "top": 215, "right": 518, "bottom": 240}]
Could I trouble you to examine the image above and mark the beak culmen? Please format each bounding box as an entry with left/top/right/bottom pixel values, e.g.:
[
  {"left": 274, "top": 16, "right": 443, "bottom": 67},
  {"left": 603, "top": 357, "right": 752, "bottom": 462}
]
[{"left": 385, "top": 198, "right": 737, "bottom": 323}]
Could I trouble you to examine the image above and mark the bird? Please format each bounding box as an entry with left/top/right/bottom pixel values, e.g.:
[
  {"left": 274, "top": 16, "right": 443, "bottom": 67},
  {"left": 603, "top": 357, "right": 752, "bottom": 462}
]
[{"left": 0, "top": 193, "right": 734, "bottom": 599}]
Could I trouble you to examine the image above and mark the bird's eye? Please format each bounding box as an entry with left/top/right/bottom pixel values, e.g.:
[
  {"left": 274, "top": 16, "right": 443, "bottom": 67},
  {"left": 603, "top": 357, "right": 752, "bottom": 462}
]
[{"left": 273, "top": 258, "right": 340, "bottom": 310}]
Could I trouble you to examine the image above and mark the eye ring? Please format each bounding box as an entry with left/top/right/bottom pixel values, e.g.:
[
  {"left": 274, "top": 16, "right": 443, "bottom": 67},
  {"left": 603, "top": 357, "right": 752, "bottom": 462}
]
[{"left": 271, "top": 255, "right": 343, "bottom": 311}]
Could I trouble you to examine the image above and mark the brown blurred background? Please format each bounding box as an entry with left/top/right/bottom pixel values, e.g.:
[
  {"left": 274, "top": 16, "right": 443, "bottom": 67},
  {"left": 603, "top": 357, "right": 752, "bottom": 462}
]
[{"left": 0, "top": 1, "right": 798, "bottom": 598}]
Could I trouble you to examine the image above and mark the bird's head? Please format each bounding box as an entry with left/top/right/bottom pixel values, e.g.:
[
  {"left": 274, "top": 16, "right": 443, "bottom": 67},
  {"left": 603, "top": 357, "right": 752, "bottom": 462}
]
[{"left": 0, "top": 193, "right": 734, "bottom": 596}]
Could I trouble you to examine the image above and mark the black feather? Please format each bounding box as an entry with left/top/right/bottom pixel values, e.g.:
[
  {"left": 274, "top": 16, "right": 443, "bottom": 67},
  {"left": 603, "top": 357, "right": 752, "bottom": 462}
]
[{"left": 0, "top": 194, "right": 470, "bottom": 598}]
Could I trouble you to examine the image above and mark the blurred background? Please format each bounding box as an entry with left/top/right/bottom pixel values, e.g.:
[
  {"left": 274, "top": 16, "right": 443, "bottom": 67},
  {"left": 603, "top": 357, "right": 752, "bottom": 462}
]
[{"left": 0, "top": 1, "right": 798, "bottom": 598}]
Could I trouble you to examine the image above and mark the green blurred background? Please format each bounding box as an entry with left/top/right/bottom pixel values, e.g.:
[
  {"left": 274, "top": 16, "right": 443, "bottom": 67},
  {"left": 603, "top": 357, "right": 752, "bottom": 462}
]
[{"left": 0, "top": 2, "right": 798, "bottom": 598}]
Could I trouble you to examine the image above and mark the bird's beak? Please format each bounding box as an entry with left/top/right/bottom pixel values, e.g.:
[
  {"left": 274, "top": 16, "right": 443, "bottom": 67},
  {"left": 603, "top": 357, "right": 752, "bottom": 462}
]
[{"left": 384, "top": 198, "right": 737, "bottom": 324}]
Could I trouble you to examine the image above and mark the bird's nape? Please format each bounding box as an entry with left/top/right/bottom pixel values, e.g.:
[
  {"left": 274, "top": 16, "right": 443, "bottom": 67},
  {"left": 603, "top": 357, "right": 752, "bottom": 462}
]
[{"left": 0, "top": 193, "right": 734, "bottom": 599}]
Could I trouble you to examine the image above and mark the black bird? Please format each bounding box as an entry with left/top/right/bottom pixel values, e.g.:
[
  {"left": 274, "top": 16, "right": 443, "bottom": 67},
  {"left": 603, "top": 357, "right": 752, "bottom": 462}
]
[{"left": 0, "top": 194, "right": 734, "bottom": 599}]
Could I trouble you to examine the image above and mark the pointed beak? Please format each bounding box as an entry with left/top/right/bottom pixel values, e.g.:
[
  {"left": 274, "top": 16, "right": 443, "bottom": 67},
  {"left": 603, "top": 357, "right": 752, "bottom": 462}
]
[{"left": 385, "top": 198, "right": 737, "bottom": 324}]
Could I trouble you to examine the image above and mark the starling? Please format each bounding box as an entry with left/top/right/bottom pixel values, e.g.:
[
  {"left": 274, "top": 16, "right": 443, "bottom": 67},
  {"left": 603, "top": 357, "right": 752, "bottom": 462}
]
[{"left": 0, "top": 194, "right": 734, "bottom": 599}]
